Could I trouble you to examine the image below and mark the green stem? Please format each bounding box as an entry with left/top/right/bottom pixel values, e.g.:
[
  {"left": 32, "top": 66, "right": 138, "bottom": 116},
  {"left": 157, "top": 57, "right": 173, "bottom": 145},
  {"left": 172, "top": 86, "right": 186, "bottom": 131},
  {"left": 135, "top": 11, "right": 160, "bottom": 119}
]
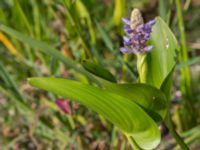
[
  {"left": 136, "top": 53, "right": 147, "bottom": 83},
  {"left": 165, "top": 112, "right": 190, "bottom": 150}
]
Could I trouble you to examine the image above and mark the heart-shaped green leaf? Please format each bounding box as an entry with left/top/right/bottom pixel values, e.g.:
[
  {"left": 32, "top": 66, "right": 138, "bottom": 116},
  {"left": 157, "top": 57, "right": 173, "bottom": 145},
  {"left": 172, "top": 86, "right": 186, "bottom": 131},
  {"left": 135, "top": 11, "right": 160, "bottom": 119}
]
[
  {"left": 28, "top": 77, "right": 160, "bottom": 149},
  {"left": 138, "top": 17, "right": 179, "bottom": 88}
]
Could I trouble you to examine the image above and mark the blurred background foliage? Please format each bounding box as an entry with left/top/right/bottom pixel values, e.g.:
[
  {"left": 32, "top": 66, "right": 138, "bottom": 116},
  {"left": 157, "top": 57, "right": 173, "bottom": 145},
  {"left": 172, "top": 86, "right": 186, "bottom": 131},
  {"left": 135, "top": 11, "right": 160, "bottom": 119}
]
[{"left": 0, "top": 0, "right": 200, "bottom": 149}]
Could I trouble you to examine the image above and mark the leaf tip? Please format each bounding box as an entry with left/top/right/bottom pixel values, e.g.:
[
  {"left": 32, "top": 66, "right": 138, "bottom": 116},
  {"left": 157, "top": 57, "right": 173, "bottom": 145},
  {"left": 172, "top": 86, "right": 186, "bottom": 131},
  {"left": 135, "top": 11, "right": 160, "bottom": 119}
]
[{"left": 27, "top": 77, "right": 37, "bottom": 86}]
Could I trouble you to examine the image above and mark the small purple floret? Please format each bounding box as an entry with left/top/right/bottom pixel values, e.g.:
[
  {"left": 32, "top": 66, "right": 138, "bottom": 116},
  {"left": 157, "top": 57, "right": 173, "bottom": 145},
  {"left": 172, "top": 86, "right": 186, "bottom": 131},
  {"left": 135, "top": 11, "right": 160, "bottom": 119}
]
[
  {"left": 144, "top": 45, "right": 153, "bottom": 51},
  {"left": 120, "top": 47, "right": 131, "bottom": 53},
  {"left": 122, "top": 18, "right": 131, "bottom": 25},
  {"left": 120, "top": 18, "right": 156, "bottom": 54}
]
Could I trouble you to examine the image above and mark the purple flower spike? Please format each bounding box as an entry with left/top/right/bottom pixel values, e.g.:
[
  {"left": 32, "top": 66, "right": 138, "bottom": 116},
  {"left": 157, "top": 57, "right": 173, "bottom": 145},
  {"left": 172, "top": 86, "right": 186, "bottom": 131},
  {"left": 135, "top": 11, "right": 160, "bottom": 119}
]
[
  {"left": 56, "top": 99, "right": 72, "bottom": 115},
  {"left": 120, "top": 11, "right": 156, "bottom": 54}
]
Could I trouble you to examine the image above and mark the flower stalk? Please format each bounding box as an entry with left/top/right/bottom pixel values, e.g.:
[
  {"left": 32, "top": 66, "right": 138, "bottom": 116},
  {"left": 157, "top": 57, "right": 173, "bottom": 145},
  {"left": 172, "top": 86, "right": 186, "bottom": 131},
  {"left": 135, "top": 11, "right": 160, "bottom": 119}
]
[{"left": 136, "top": 53, "right": 148, "bottom": 83}]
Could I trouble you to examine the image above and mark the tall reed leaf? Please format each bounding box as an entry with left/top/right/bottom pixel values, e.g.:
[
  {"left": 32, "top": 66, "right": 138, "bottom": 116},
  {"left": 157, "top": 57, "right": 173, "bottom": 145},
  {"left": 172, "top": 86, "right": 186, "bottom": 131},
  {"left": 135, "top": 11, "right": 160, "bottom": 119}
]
[{"left": 0, "top": 24, "right": 99, "bottom": 84}]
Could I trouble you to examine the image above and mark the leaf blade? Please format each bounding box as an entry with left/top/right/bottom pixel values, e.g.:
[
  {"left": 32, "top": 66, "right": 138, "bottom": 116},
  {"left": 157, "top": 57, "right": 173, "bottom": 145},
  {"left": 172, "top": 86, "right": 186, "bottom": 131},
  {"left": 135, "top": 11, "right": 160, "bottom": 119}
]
[
  {"left": 139, "top": 17, "right": 179, "bottom": 88},
  {"left": 103, "top": 82, "right": 167, "bottom": 121},
  {"left": 28, "top": 77, "right": 160, "bottom": 149}
]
